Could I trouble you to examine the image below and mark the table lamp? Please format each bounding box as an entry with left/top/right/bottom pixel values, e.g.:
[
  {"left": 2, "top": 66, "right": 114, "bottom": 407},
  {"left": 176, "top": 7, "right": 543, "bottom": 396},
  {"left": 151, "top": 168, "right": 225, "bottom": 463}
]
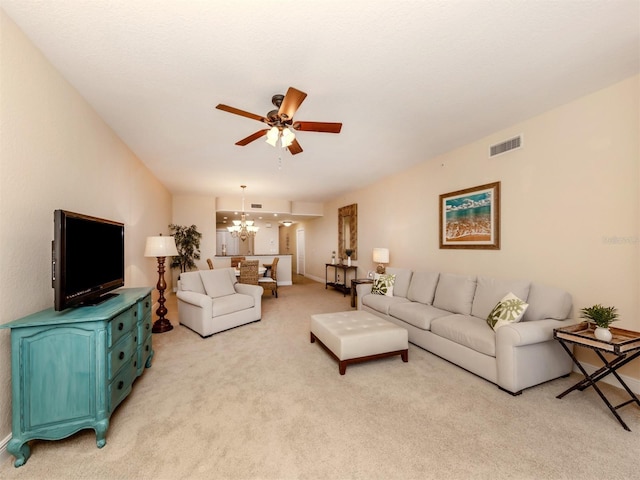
[
  {"left": 144, "top": 234, "right": 179, "bottom": 333},
  {"left": 373, "top": 247, "right": 389, "bottom": 274}
]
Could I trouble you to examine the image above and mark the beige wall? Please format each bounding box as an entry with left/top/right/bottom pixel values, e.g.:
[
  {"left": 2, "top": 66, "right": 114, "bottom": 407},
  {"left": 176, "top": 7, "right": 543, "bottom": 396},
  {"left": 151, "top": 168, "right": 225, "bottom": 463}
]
[
  {"left": 0, "top": 11, "right": 173, "bottom": 447},
  {"left": 307, "top": 75, "right": 639, "bottom": 379}
]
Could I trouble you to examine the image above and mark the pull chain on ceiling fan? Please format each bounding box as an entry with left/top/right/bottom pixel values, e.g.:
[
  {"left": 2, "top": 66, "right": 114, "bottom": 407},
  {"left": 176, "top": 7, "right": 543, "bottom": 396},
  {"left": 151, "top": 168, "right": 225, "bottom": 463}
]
[{"left": 215, "top": 87, "right": 342, "bottom": 155}]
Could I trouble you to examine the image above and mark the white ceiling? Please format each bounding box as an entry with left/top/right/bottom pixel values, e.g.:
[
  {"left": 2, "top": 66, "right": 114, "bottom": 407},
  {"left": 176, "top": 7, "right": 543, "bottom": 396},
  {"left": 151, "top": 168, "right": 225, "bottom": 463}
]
[{"left": 2, "top": 0, "right": 639, "bottom": 206}]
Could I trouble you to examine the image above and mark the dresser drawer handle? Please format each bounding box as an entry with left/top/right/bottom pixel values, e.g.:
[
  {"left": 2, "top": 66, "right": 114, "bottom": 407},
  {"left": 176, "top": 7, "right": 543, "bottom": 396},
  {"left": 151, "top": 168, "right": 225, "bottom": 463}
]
[
  {"left": 118, "top": 322, "right": 124, "bottom": 331},
  {"left": 146, "top": 323, "right": 150, "bottom": 330},
  {"left": 119, "top": 351, "right": 125, "bottom": 360},
  {"left": 134, "top": 311, "right": 137, "bottom": 317},
  {"left": 134, "top": 361, "right": 137, "bottom": 368},
  {"left": 134, "top": 336, "right": 138, "bottom": 343},
  {"left": 146, "top": 301, "right": 150, "bottom": 308},
  {"left": 145, "top": 345, "right": 149, "bottom": 352},
  {"left": 118, "top": 381, "right": 124, "bottom": 390}
]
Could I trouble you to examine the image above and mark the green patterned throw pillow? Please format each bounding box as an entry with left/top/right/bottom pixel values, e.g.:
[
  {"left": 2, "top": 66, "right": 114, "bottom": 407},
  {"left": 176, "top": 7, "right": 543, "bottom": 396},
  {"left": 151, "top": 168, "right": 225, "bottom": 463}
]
[
  {"left": 371, "top": 274, "right": 396, "bottom": 297},
  {"left": 487, "top": 292, "right": 529, "bottom": 331}
]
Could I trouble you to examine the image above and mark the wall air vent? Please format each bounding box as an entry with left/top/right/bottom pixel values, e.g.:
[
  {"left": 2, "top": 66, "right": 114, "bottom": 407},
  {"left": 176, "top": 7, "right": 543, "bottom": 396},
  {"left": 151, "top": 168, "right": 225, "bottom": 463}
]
[
  {"left": 490, "top": 135, "right": 522, "bottom": 157},
  {"left": 250, "top": 203, "right": 262, "bottom": 209}
]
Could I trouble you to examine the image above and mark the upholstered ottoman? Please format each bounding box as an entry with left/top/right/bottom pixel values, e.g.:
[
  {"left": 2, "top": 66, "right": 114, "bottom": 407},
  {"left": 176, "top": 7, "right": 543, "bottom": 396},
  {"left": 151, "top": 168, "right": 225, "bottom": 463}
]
[{"left": 310, "top": 311, "right": 408, "bottom": 374}]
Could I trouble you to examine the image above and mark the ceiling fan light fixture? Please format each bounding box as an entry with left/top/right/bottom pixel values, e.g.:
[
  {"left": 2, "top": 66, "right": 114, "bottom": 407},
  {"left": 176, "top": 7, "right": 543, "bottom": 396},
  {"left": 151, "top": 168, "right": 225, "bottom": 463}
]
[
  {"left": 265, "top": 126, "right": 279, "bottom": 146},
  {"left": 281, "top": 127, "right": 295, "bottom": 148}
]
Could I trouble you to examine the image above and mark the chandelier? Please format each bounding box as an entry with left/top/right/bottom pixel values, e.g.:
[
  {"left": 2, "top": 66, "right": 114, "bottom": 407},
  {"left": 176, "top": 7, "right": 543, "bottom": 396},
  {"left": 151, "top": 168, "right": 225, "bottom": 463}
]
[{"left": 227, "top": 185, "right": 259, "bottom": 241}]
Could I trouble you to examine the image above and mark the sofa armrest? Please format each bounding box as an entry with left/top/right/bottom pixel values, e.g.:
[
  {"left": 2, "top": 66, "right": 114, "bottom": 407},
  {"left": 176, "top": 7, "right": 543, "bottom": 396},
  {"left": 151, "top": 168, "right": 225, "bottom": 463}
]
[
  {"left": 356, "top": 283, "right": 374, "bottom": 310},
  {"left": 496, "top": 319, "right": 577, "bottom": 347},
  {"left": 495, "top": 318, "right": 578, "bottom": 393}
]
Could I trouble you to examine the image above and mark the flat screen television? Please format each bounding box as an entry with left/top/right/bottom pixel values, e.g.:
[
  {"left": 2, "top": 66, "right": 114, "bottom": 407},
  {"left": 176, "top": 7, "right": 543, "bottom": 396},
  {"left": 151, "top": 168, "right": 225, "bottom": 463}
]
[{"left": 52, "top": 210, "right": 125, "bottom": 311}]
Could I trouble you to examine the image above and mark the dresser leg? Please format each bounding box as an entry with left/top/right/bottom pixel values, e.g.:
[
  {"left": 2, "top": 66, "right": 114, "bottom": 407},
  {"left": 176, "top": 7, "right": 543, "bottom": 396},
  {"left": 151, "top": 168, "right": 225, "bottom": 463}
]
[
  {"left": 8, "top": 438, "right": 30, "bottom": 467},
  {"left": 95, "top": 418, "right": 109, "bottom": 448}
]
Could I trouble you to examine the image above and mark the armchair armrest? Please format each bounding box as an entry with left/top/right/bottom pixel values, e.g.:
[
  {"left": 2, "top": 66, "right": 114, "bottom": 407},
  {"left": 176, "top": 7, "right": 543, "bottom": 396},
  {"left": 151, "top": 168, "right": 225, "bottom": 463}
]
[
  {"left": 235, "top": 283, "right": 264, "bottom": 299},
  {"left": 176, "top": 290, "right": 211, "bottom": 308}
]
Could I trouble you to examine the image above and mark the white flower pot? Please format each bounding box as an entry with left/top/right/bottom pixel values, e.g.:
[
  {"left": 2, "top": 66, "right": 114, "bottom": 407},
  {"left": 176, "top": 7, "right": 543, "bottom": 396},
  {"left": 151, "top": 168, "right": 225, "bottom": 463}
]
[{"left": 594, "top": 326, "right": 612, "bottom": 342}]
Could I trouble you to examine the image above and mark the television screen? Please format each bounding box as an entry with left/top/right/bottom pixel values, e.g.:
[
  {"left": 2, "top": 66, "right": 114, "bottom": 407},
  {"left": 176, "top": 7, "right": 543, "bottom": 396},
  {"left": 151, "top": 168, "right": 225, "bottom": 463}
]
[{"left": 53, "top": 210, "right": 124, "bottom": 311}]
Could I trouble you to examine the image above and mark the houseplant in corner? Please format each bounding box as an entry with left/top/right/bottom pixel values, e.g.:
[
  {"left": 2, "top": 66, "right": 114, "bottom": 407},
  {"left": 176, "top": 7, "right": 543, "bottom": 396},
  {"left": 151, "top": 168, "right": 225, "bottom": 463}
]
[
  {"left": 169, "top": 224, "right": 202, "bottom": 275},
  {"left": 580, "top": 304, "right": 619, "bottom": 342}
]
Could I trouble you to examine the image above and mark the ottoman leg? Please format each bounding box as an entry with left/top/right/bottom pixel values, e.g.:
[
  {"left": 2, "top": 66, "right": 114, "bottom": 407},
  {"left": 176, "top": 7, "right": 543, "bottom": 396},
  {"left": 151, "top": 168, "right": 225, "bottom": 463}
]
[
  {"left": 310, "top": 332, "right": 316, "bottom": 343},
  {"left": 401, "top": 350, "right": 408, "bottom": 362},
  {"left": 339, "top": 361, "right": 347, "bottom": 375}
]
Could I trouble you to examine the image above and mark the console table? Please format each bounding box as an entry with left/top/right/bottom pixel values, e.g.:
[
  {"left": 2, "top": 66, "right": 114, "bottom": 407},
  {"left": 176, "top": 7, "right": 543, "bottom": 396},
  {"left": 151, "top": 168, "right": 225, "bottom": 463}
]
[
  {"left": 554, "top": 322, "right": 640, "bottom": 431},
  {"left": 325, "top": 263, "right": 358, "bottom": 296},
  {"left": 0, "top": 287, "right": 153, "bottom": 467}
]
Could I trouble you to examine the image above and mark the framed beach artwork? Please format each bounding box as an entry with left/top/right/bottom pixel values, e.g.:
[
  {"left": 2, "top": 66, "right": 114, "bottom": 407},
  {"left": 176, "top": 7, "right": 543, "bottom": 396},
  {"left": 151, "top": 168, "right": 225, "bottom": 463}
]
[{"left": 439, "top": 182, "right": 500, "bottom": 249}]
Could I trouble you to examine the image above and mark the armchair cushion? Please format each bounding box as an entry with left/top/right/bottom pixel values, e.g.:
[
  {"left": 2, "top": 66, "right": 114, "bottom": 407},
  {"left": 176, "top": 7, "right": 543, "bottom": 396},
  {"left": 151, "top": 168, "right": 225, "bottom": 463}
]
[
  {"left": 200, "top": 269, "right": 236, "bottom": 298},
  {"left": 212, "top": 293, "right": 255, "bottom": 317},
  {"left": 179, "top": 271, "right": 207, "bottom": 295}
]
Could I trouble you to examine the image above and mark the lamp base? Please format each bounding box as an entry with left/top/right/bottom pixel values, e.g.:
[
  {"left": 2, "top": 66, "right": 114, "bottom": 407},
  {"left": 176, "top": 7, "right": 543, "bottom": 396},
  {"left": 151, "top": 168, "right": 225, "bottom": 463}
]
[
  {"left": 376, "top": 264, "right": 386, "bottom": 274},
  {"left": 152, "top": 318, "right": 174, "bottom": 334}
]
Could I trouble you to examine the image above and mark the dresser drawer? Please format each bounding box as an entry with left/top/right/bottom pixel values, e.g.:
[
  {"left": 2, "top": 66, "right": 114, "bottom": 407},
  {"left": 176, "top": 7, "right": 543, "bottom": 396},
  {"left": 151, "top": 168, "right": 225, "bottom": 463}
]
[
  {"left": 108, "top": 306, "right": 135, "bottom": 347},
  {"left": 137, "top": 334, "right": 153, "bottom": 375},
  {"left": 108, "top": 333, "right": 135, "bottom": 380},
  {"left": 109, "top": 361, "right": 134, "bottom": 411}
]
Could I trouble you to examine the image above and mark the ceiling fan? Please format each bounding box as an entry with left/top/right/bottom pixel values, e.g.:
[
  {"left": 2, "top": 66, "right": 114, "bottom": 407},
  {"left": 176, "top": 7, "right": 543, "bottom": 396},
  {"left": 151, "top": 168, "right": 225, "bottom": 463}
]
[{"left": 215, "top": 87, "right": 342, "bottom": 155}]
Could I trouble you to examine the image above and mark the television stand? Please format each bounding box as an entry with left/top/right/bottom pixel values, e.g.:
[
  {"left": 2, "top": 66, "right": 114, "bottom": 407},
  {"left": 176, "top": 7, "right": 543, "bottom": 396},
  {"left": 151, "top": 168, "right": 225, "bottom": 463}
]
[{"left": 0, "top": 287, "right": 153, "bottom": 467}]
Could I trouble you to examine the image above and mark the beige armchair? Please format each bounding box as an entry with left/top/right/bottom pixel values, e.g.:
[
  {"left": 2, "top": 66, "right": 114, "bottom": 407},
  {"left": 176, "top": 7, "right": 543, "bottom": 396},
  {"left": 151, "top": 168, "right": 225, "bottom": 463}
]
[{"left": 177, "top": 268, "right": 263, "bottom": 337}]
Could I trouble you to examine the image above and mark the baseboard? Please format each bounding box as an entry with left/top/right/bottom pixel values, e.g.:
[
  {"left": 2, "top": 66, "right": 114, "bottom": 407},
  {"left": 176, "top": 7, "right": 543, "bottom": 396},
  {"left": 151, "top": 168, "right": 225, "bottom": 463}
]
[
  {"left": 1, "top": 432, "right": 11, "bottom": 466},
  {"left": 304, "top": 274, "right": 324, "bottom": 284},
  {"left": 575, "top": 362, "right": 640, "bottom": 394}
]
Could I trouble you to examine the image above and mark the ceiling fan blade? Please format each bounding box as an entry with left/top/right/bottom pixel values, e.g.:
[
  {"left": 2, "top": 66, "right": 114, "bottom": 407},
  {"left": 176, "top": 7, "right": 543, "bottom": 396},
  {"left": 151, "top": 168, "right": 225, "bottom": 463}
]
[
  {"left": 235, "top": 129, "right": 269, "bottom": 146},
  {"left": 287, "top": 138, "right": 303, "bottom": 155},
  {"left": 216, "top": 104, "right": 269, "bottom": 123},
  {"left": 293, "top": 121, "right": 342, "bottom": 133},
  {"left": 278, "top": 87, "right": 307, "bottom": 121}
]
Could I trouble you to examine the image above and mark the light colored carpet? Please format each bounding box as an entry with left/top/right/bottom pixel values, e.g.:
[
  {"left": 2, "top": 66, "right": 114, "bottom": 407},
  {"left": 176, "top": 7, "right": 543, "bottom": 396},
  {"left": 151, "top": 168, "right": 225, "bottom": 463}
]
[{"left": 1, "top": 276, "right": 639, "bottom": 480}]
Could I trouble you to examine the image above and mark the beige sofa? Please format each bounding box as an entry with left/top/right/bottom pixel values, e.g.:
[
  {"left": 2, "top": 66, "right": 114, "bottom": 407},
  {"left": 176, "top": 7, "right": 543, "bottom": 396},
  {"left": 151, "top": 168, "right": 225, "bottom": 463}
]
[
  {"left": 357, "top": 268, "right": 574, "bottom": 394},
  {"left": 177, "top": 268, "right": 263, "bottom": 337}
]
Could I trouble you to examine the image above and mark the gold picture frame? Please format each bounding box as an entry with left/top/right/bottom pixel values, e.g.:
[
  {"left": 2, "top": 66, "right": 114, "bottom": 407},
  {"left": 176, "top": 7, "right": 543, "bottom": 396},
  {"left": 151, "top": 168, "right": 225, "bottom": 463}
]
[{"left": 439, "top": 182, "right": 500, "bottom": 250}]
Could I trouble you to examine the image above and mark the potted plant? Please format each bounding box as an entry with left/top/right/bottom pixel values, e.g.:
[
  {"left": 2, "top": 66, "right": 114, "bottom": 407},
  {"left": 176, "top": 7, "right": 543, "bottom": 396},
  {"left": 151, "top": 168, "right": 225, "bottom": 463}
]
[
  {"left": 580, "top": 304, "right": 619, "bottom": 342},
  {"left": 168, "top": 224, "right": 202, "bottom": 274}
]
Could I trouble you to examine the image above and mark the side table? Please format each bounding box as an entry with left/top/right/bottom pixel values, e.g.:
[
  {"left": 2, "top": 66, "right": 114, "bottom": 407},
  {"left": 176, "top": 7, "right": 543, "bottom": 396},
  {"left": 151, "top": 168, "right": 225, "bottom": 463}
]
[
  {"left": 553, "top": 322, "right": 640, "bottom": 431},
  {"left": 351, "top": 278, "right": 374, "bottom": 308}
]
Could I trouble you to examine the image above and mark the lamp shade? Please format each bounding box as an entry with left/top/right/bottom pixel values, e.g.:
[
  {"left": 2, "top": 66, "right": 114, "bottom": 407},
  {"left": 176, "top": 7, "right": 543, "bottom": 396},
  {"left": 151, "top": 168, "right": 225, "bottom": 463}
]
[
  {"left": 144, "top": 236, "right": 178, "bottom": 257},
  {"left": 372, "top": 247, "right": 389, "bottom": 264}
]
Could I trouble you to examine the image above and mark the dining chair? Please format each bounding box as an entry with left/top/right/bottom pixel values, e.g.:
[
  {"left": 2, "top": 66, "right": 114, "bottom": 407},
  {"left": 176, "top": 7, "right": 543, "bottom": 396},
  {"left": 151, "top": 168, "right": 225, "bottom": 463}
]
[
  {"left": 258, "top": 257, "right": 279, "bottom": 298},
  {"left": 231, "top": 256, "right": 245, "bottom": 268},
  {"left": 206, "top": 258, "right": 214, "bottom": 270},
  {"left": 239, "top": 260, "right": 259, "bottom": 285}
]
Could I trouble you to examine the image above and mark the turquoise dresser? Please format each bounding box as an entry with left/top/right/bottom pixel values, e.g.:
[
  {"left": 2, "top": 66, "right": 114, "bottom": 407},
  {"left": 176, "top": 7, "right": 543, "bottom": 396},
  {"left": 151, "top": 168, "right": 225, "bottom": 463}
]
[{"left": 0, "top": 287, "right": 153, "bottom": 467}]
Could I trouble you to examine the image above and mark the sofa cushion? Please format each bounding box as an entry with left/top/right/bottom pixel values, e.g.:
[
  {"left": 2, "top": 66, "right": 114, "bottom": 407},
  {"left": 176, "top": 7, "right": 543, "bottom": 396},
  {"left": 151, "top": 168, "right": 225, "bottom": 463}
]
[
  {"left": 371, "top": 273, "right": 395, "bottom": 296},
  {"left": 523, "top": 283, "right": 572, "bottom": 321},
  {"left": 362, "top": 294, "right": 410, "bottom": 315},
  {"left": 471, "top": 276, "right": 531, "bottom": 320},
  {"left": 211, "top": 293, "right": 255, "bottom": 317},
  {"left": 200, "top": 269, "right": 237, "bottom": 298},
  {"left": 179, "top": 271, "right": 206, "bottom": 295},
  {"left": 385, "top": 267, "right": 413, "bottom": 298},
  {"left": 407, "top": 272, "right": 440, "bottom": 305},
  {"left": 389, "top": 302, "right": 450, "bottom": 330},
  {"left": 432, "top": 274, "right": 477, "bottom": 315},
  {"left": 486, "top": 292, "right": 529, "bottom": 331},
  {"left": 431, "top": 314, "right": 496, "bottom": 357}
]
